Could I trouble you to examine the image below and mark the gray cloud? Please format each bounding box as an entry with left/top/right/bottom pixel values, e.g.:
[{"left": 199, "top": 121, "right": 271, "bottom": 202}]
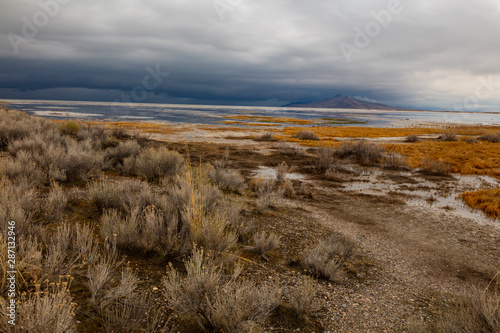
[{"left": 0, "top": 0, "right": 499, "bottom": 110}]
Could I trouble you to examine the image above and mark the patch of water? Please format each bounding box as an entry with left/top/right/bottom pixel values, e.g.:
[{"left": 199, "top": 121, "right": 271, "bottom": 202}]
[
  {"left": 341, "top": 171, "right": 500, "bottom": 224},
  {"left": 251, "top": 166, "right": 306, "bottom": 181}
]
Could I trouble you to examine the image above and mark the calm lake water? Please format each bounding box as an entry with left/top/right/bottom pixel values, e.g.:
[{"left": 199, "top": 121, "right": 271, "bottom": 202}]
[{"left": 3, "top": 99, "right": 500, "bottom": 127}]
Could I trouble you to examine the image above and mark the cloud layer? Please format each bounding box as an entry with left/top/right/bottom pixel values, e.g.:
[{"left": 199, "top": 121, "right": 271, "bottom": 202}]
[{"left": 1, "top": 0, "right": 499, "bottom": 110}]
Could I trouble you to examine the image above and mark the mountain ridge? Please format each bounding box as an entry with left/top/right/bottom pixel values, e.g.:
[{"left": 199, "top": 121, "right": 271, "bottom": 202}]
[{"left": 285, "top": 95, "right": 399, "bottom": 110}]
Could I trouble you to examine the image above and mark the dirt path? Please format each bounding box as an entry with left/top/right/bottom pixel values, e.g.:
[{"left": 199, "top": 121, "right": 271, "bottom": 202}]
[{"left": 277, "top": 180, "right": 500, "bottom": 331}]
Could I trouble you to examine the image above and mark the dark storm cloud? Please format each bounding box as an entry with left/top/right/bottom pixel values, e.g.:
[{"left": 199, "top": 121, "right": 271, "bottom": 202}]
[{"left": 0, "top": 0, "right": 499, "bottom": 110}]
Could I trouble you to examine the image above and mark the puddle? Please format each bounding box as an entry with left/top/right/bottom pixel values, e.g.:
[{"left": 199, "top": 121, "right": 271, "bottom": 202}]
[
  {"left": 341, "top": 171, "right": 500, "bottom": 225},
  {"left": 251, "top": 166, "right": 306, "bottom": 181}
]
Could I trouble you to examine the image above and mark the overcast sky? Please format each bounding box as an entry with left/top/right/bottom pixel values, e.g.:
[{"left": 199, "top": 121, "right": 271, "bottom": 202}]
[{"left": 1, "top": 0, "right": 499, "bottom": 111}]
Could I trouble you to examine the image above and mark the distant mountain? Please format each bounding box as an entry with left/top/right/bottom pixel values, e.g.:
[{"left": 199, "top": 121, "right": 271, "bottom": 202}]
[{"left": 285, "top": 94, "right": 398, "bottom": 110}]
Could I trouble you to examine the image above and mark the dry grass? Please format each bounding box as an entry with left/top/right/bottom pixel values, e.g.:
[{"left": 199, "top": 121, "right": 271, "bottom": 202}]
[
  {"left": 458, "top": 188, "right": 500, "bottom": 218},
  {"left": 386, "top": 141, "right": 500, "bottom": 177},
  {"left": 273, "top": 142, "right": 305, "bottom": 156}
]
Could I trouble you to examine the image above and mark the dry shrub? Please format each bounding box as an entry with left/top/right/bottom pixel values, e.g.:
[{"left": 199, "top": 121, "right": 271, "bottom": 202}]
[
  {"left": 440, "top": 132, "right": 458, "bottom": 142},
  {"left": 428, "top": 285, "right": 500, "bottom": 333},
  {"left": 275, "top": 161, "right": 289, "bottom": 182},
  {"left": 184, "top": 198, "right": 237, "bottom": 255},
  {"left": 244, "top": 231, "right": 280, "bottom": 260},
  {"left": 420, "top": 158, "right": 451, "bottom": 176},
  {"left": 136, "top": 147, "right": 184, "bottom": 182},
  {"left": 316, "top": 146, "right": 337, "bottom": 172},
  {"left": 292, "top": 130, "right": 320, "bottom": 141},
  {"left": 274, "top": 142, "right": 305, "bottom": 156},
  {"left": 98, "top": 293, "right": 151, "bottom": 333},
  {"left": 0, "top": 110, "right": 33, "bottom": 149},
  {"left": 207, "top": 167, "right": 246, "bottom": 193},
  {"left": 459, "top": 188, "right": 500, "bottom": 218},
  {"left": 382, "top": 152, "right": 410, "bottom": 170},
  {"left": 254, "top": 178, "right": 283, "bottom": 212},
  {"left": 255, "top": 132, "right": 277, "bottom": 141},
  {"left": 59, "top": 120, "right": 80, "bottom": 136},
  {"left": 0, "top": 152, "right": 45, "bottom": 186},
  {"left": 287, "top": 276, "right": 320, "bottom": 319},
  {"left": 4, "top": 277, "right": 77, "bottom": 333},
  {"left": 0, "top": 234, "right": 42, "bottom": 294},
  {"left": 44, "top": 181, "right": 68, "bottom": 221},
  {"left": 405, "top": 134, "right": 421, "bottom": 143},
  {"left": 0, "top": 177, "right": 38, "bottom": 235},
  {"left": 478, "top": 134, "right": 500, "bottom": 143},
  {"left": 88, "top": 179, "right": 152, "bottom": 212},
  {"left": 281, "top": 178, "right": 295, "bottom": 197},
  {"left": 162, "top": 248, "right": 279, "bottom": 332},
  {"left": 105, "top": 140, "right": 141, "bottom": 169},
  {"left": 302, "top": 234, "right": 356, "bottom": 282},
  {"left": 335, "top": 140, "right": 385, "bottom": 164}
]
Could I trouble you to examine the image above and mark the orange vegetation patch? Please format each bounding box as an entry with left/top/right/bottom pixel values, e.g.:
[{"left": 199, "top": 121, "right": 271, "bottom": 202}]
[
  {"left": 385, "top": 141, "right": 500, "bottom": 177},
  {"left": 54, "top": 120, "right": 189, "bottom": 135},
  {"left": 458, "top": 188, "right": 500, "bottom": 218},
  {"left": 224, "top": 115, "right": 314, "bottom": 125},
  {"left": 282, "top": 125, "right": 500, "bottom": 138}
]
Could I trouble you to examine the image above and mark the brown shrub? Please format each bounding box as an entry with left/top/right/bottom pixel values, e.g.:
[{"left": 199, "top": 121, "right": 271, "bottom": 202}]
[
  {"left": 255, "top": 132, "right": 278, "bottom": 141},
  {"left": 440, "top": 132, "right": 458, "bottom": 141},
  {"left": 478, "top": 133, "right": 500, "bottom": 143},
  {"left": 382, "top": 152, "right": 410, "bottom": 170},
  {"left": 405, "top": 134, "right": 421, "bottom": 143},
  {"left": 335, "top": 140, "right": 385, "bottom": 164},
  {"left": 292, "top": 130, "right": 320, "bottom": 141},
  {"left": 316, "top": 146, "right": 337, "bottom": 172},
  {"left": 302, "top": 234, "right": 356, "bottom": 282},
  {"left": 420, "top": 158, "right": 451, "bottom": 176}
]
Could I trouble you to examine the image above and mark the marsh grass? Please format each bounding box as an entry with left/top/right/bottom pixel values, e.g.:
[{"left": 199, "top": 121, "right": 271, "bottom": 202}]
[{"left": 458, "top": 188, "right": 500, "bottom": 218}]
